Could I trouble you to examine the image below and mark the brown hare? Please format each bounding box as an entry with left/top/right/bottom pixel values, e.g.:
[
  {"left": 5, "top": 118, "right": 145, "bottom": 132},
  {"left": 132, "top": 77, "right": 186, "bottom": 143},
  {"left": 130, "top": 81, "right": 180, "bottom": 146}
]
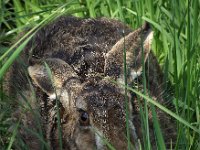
[{"left": 5, "top": 16, "right": 176, "bottom": 149}]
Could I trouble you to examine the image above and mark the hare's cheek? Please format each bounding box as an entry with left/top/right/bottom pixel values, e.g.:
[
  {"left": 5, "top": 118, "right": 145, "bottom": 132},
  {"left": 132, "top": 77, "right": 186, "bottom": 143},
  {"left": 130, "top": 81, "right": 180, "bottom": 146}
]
[{"left": 94, "top": 131, "right": 106, "bottom": 150}]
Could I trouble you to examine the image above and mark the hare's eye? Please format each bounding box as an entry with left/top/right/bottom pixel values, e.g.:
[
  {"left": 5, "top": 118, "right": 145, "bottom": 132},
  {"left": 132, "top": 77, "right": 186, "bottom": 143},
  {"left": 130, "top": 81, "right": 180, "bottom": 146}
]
[
  {"left": 81, "top": 111, "right": 88, "bottom": 121},
  {"left": 79, "top": 111, "right": 90, "bottom": 126}
]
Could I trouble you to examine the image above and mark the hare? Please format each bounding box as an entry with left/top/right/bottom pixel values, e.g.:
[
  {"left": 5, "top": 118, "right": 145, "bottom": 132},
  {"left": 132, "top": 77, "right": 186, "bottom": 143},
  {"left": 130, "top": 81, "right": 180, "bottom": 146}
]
[{"left": 5, "top": 16, "right": 176, "bottom": 149}]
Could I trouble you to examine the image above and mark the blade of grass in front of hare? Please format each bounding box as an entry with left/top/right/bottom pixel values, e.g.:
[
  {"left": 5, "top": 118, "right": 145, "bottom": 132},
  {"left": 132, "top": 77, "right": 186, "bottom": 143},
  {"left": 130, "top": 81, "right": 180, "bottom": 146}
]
[
  {"left": 6, "top": 121, "right": 20, "bottom": 150},
  {"left": 123, "top": 30, "right": 131, "bottom": 150},
  {"left": 141, "top": 29, "right": 151, "bottom": 150},
  {"left": 45, "top": 62, "right": 63, "bottom": 150}
]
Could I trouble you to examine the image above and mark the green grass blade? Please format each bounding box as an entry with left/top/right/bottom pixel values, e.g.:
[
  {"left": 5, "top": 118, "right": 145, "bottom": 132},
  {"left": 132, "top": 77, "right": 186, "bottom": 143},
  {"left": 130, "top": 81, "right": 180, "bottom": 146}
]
[
  {"left": 44, "top": 62, "right": 63, "bottom": 150},
  {"left": 123, "top": 32, "right": 131, "bottom": 150},
  {"left": 150, "top": 104, "right": 166, "bottom": 150},
  {"left": 6, "top": 121, "right": 20, "bottom": 150},
  {"left": 127, "top": 87, "right": 200, "bottom": 134},
  {"left": 0, "top": 34, "right": 34, "bottom": 80}
]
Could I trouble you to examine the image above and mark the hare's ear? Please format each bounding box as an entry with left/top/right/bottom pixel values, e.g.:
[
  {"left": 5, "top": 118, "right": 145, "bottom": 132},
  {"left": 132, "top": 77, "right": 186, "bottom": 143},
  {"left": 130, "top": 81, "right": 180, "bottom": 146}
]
[
  {"left": 28, "top": 58, "right": 79, "bottom": 98},
  {"left": 104, "top": 23, "right": 153, "bottom": 82}
]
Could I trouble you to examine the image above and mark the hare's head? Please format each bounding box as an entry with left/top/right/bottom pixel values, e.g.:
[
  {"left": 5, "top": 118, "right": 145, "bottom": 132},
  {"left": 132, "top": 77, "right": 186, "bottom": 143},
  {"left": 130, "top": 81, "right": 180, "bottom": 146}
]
[{"left": 27, "top": 22, "right": 153, "bottom": 150}]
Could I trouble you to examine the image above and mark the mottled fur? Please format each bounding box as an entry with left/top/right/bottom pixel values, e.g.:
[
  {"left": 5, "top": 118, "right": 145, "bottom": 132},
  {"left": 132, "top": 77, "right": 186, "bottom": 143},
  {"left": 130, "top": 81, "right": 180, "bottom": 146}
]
[{"left": 5, "top": 16, "right": 176, "bottom": 149}]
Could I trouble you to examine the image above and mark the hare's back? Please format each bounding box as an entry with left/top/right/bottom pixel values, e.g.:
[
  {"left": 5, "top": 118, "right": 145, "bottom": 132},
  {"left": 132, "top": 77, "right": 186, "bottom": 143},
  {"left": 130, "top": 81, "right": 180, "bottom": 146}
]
[{"left": 26, "top": 16, "right": 132, "bottom": 77}]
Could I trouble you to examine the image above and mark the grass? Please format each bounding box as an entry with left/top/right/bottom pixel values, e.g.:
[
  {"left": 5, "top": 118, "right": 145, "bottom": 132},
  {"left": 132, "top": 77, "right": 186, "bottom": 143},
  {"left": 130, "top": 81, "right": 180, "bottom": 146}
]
[{"left": 0, "top": 0, "right": 200, "bottom": 149}]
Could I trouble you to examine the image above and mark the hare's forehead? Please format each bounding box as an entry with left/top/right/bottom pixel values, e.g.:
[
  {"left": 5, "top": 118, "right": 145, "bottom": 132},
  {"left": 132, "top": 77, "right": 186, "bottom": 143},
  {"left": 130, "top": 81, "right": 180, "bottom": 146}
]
[{"left": 76, "top": 85, "right": 125, "bottom": 111}]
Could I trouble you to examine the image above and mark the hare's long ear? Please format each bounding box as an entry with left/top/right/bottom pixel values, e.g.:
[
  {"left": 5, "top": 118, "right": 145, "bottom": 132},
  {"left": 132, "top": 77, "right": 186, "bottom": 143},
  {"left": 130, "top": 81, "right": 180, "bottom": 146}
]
[
  {"left": 104, "top": 23, "right": 153, "bottom": 82},
  {"left": 28, "top": 58, "right": 80, "bottom": 98}
]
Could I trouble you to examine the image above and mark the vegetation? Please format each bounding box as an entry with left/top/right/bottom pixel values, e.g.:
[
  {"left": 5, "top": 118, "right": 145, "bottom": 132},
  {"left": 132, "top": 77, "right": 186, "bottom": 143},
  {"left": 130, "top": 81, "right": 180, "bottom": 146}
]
[{"left": 0, "top": 0, "right": 199, "bottom": 149}]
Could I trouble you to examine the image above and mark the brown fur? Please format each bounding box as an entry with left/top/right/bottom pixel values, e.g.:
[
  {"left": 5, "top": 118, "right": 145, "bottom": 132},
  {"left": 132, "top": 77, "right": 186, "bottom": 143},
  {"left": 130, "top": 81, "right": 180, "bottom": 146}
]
[{"left": 5, "top": 16, "right": 176, "bottom": 149}]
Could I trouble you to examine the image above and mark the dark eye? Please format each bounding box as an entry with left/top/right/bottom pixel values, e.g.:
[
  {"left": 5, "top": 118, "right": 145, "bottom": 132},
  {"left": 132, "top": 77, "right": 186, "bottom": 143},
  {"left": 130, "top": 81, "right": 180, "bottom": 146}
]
[
  {"left": 81, "top": 111, "right": 89, "bottom": 121},
  {"left": 79, "top": 110, "right": 90, "bottom": 126}
]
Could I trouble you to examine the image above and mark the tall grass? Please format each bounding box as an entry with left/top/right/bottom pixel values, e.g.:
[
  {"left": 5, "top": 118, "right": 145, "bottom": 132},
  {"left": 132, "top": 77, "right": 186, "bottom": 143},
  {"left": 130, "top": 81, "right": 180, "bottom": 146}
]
[{"left": 0, "top": 0, "right": 199, "bottom": 149}]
